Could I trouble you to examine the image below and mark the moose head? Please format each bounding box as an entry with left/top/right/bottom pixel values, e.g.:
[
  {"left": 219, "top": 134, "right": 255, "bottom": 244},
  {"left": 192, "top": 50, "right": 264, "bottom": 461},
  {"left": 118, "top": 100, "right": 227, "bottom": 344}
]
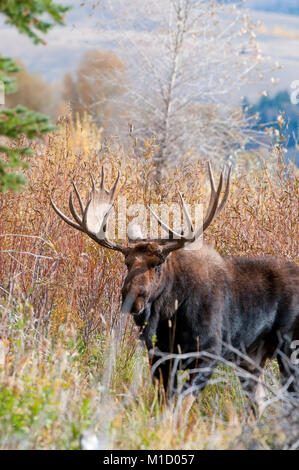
[{"left": 50, "top": 163, "right": 231, "bottom": 321}]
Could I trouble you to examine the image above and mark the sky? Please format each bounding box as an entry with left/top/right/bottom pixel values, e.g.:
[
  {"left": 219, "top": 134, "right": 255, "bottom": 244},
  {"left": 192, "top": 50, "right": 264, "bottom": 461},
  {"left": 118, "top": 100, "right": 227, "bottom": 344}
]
[{"left": 0, "top": 0, "right": 298, "bottom": 103}]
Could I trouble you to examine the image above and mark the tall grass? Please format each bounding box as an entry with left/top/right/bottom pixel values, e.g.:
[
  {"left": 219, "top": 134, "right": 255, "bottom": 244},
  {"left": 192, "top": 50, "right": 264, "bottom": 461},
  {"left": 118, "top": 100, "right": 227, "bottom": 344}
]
[{"left": 0, "top": 113, "right": 298, "bottom": 449}]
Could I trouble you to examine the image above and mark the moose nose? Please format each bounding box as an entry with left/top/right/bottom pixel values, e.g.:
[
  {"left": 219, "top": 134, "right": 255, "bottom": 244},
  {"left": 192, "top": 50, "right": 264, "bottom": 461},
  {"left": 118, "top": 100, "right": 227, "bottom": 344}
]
[
  {"left": 121, "top": 293, "right": 145, "bottom": 315},
  {"left": 132, "top": 296, "right": 145, "bottom": 315}
]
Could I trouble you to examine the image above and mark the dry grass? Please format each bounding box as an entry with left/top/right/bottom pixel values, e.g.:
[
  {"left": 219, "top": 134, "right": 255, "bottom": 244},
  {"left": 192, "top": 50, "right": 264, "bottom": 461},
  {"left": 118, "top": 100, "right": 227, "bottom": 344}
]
[{"left": 0, "top": 113, "right": 298, "bottom": 449}]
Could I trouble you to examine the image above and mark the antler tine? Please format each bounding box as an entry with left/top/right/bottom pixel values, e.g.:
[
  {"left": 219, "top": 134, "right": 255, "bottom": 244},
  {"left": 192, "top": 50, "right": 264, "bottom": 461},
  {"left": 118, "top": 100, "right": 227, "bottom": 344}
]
[
  {"left": 100, "top": 165, "right": 105, "bottom": 189},
  {"left": 214, "top": 164, "right": 232, "bottom": 217},
  {"left": 196, "top": 162, "right": 231, "bottom": 237},
  {"left": 69, "top": 191, "right": 82, "bottom": 225},
  {"left": 205, "top": 161, "right": 217, "bottom": 216},
  {"left": 207, "top": 162, "right": 217, "bottom": 219},
  {"left": 148, "top": 206, "right": 184, "bottom": 240},
  {"left": 109, "top": 170, "right": 120, "bottom": 202},
  {"left": 208, "top": 161, "right": 216, "bottom": 191},
  {"left": 90, "top": 173, "right": 96, "bottom": 191},
  {"left": 201, "top": 169, "right": 223, "bottom": 233},
  {"left": 72, "top": 181, "right": 84, "bottom": 215},
  {"left": 82, "top": 196, "right": 93, "bottom": 231},
  {"left": 50, "top": 197, "right": 84, "bottom": 233},
  {"left": 178, "top": 191, "right": 194, "bottom": 240}
]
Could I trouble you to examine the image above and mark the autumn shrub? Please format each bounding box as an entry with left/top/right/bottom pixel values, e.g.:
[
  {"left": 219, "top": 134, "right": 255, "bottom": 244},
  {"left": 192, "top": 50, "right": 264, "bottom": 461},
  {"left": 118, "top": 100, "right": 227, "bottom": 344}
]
[{"left": 0, "top": 113, "right": 298, "bottom": 449}]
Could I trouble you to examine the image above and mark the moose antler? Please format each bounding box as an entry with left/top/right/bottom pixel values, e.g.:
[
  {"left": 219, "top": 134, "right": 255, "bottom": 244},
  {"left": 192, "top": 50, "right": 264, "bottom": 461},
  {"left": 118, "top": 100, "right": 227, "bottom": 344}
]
[
  {"left": 50, "top": 166, "right": 127, "bottom": 254},
  {"left": 199, "top": 162, "right": 231, "bottom": 236},
  {"left": 50, "top": 163, "right": 231, "bottom": 256},
  {"left": 148, "top": 163, "right": 231, "bottom": 254}
]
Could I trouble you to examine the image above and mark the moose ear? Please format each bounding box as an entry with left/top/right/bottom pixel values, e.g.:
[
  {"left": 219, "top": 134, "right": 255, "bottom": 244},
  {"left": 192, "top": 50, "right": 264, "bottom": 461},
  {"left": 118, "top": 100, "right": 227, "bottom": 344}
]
[{"left": 128, "top": 223, "right": 144, "bottom": 242}]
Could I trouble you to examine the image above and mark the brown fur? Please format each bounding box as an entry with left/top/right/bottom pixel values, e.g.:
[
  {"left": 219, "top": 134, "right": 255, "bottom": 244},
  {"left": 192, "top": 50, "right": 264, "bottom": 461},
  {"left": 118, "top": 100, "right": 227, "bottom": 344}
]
[
  {"left": 122, "top": 242, "right": 299, "bottom": 407},
  {"left": 50, "top": 164, "right": 298, "bottom": 411}
]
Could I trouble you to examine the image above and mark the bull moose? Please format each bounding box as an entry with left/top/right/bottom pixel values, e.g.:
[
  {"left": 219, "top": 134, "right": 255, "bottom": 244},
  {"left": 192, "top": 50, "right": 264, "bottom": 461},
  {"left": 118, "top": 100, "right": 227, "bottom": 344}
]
[{"left": 50, "top": 164, "right": 299, "bottom": 412}]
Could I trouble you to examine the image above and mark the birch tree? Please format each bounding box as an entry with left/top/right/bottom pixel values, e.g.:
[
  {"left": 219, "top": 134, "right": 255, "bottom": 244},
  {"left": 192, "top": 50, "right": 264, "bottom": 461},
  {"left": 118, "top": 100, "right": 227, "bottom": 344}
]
[{"left": 87, "top": 0, "right": 275, "bottom": 174}]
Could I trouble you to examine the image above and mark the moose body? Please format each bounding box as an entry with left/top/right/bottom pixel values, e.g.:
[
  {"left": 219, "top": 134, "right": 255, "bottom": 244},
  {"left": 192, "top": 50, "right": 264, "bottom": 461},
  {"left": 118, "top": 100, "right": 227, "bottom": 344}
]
[
  {"left": 127, "top": 245, "right": 299, "bottom": 398},
  {"left": 50, "top": 164, "right": 299, "bottom": 411}
]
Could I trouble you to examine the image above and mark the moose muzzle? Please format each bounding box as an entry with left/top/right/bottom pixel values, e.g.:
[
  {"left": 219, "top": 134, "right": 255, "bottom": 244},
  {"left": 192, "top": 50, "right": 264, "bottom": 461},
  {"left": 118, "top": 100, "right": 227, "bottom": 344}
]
[
  {"left": 121, "top": 292, "right": 145, "bottom": 315},
  {"left": 121, "top": 293, "right": 152, "bottom": 326}
]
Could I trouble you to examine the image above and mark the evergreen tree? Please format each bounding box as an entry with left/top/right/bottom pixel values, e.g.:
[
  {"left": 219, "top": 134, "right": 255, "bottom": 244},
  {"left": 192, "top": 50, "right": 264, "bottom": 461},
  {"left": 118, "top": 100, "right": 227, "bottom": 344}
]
[{"left": 0, "top": 0, "right": 70, "bottom": 191}]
